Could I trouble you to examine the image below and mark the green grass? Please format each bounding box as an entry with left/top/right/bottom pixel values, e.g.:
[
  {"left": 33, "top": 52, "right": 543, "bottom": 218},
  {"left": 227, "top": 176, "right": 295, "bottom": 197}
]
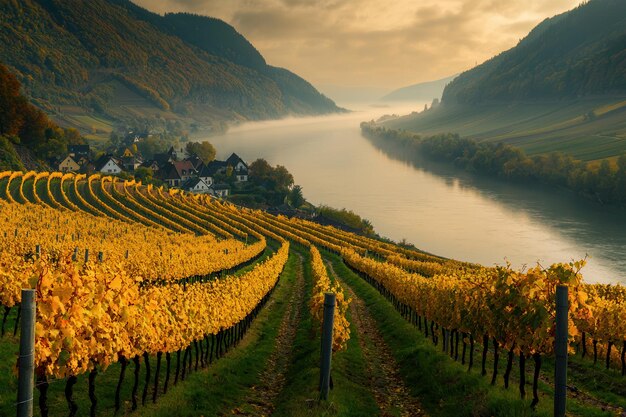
[
  {"left": 273, "top": 247, "right": 379, "bottom": 417},
  {"left": 385, "top": 97, "right": 626, "bottom": 161},
  {"left": 70, "top": 115, "right": 114, "bottom": 133},
  {"left": 7, "top": 177, "right": 24, "bottom": 203},
  {"left": 0, "top": 309, "right": 20, "bottom": 417},
  {"left": 35, "top": 178, "right": 54, "bottom": 207},
  {"left": 21, "top": 178, "right": 36, "bottom": 204},
  {"left": 323, "top": 251, "right": 613, "bottom": 417},
  {"left": 0, "top": 178, "right": 8, "bottom": 200},
  {"left": 48, "top": 177, "right": 70, "bottom": 209}
]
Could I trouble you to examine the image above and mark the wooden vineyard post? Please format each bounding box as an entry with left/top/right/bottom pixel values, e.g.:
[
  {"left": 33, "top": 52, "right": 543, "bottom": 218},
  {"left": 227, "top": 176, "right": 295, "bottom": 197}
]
[
  {"left": 554, "top": 285, "right": 568, "bottom": 417},
  {"left": 319, "top": 293, "right": 335, "bottom": 401},
  {"left": 17, "top": 289, "right": 36, "bottom": 417}
]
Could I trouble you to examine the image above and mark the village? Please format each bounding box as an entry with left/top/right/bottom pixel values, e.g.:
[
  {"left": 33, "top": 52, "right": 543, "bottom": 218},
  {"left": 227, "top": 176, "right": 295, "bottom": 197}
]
[
  {"left": 51, "top": 133, "right": 373, "bottom": 234},
  {"left": 55, "top": 142, "right": 249, "bottom": 198}
]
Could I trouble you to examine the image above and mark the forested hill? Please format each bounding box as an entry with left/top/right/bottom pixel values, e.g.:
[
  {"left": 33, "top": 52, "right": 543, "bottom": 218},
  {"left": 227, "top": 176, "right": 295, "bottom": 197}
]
[
  {"left": 0, "top": 0, "right": 341, "bottom": 131},
  {"left": 442, "top": 0, "right": 626, "bottom": 104}
]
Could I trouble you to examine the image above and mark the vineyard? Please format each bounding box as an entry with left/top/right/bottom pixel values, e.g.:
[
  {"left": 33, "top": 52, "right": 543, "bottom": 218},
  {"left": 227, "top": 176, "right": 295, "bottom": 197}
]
[{"left": 1, "top": 170, "right": 626, "bottom": 416}]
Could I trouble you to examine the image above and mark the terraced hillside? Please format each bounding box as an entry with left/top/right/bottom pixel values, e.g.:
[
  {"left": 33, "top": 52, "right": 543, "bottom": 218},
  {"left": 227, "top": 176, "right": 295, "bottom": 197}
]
[{"left": 1, "top": 171, "right": 626, "bottom": 416}]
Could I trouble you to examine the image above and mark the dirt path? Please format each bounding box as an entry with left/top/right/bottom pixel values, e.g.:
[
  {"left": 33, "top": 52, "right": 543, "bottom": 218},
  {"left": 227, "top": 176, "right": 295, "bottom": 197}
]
[
  {"left": 326, "top": 261, "right": 427, "bottom": 417},
  {"left": 231, "top": 254, "right": 305, "bottom": 416}
]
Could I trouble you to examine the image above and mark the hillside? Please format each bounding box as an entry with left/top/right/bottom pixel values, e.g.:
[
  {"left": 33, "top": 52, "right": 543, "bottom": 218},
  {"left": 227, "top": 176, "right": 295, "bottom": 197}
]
[
  {"left": 381, "top": 75, "right": 457, "bottom": 102},
  {"left": 0, "top": 0, "right": 341, "bottom": 136},
  {"left": 383, "top": 0, "right": 626, "bottom": 161},
  {"left": 442, "top": 0, "right": 626, "bottom": 104}
]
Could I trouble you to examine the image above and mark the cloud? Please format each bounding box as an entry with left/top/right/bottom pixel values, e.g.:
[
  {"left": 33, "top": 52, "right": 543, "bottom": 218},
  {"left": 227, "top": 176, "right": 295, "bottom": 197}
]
[{"left": 132, "top": 0, "right": 578, "bottom": 94}]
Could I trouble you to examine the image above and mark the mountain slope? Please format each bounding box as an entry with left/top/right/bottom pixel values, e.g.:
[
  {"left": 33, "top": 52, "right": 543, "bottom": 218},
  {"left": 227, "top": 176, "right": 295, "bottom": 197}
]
[
  {"left": 0, "top": 0, "right": 340, "bottom": 133},
  {"left": 383, "top": 0, "right": 626, "bottom": 161},
  {"left": 442, "top": 0, "right": 626, "bottom": 104},
  {"left": 381, "top": 75, "right": 457, "bottom": 102},
  {"left": 154, "top": 12, "right": 340, "bottom": 115}
]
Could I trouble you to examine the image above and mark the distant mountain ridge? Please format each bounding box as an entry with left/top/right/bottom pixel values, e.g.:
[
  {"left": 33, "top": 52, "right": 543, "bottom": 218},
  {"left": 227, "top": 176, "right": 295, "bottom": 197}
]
[
  {"left": 0, "top": 0, "right": 341, "bottom": 132},
  {"left": 381, "top": 75, "right": 457, "bottom": 102},
  {"left": 442, "top": 0, "right": 626, "bottom": 104}
]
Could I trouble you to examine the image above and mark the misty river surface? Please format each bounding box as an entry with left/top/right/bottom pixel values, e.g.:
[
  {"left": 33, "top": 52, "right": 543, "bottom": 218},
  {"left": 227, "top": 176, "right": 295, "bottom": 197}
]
[{"left": 206, "top": 106, "right": 626, "bottom": 285}]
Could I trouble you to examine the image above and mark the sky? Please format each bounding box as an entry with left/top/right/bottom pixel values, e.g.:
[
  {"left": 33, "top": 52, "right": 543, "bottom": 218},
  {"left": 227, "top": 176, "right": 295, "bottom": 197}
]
[{"left": 134, "top": 0, "right": 579, "bottom": 100}]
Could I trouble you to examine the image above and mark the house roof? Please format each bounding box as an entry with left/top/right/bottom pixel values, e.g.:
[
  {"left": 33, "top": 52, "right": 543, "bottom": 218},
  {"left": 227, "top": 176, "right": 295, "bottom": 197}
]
[
  {"left": 59, "top": 155, "right": 79, "bottom": 166},
  {"left": 141, "top": 160, "right": 160, "bottom": 169},
  {"left": 161, "top": 160, "right": 196, "bottom": 180},
  {"left": 199, "top": 160, "right": 227, "bottom": 177},
  {"left": 185, "top": 155, "right": 203, "bottom": 169},
  {"left": 94, "top": 155, "right": 122, "bottom": 171},
  {"left": 226, "top": 153, "right": 247, "bottom": 169},
  {"left": 182, "top": 177, "right": 208, "bottom": 190},
  {"left": 153, "top": 153, "right": 171, "bottom": 165}
]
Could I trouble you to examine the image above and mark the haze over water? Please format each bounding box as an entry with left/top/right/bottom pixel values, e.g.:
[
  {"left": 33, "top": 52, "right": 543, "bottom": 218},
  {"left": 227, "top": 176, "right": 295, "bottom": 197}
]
[{"left": 207, "top": 103, "right": 626, "bottom": 285}]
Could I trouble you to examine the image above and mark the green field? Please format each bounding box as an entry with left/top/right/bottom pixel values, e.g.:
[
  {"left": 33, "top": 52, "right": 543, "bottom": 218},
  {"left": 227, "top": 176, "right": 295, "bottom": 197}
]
[{"left": 384, "top": 96, "right": 626, "bottom": 161}]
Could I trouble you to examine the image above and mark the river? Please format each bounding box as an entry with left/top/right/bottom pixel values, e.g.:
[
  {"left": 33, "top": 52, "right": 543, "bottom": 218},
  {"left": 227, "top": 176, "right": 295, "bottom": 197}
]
[{"left": 205, "top": 104, "right": 626, "bottom": 284}]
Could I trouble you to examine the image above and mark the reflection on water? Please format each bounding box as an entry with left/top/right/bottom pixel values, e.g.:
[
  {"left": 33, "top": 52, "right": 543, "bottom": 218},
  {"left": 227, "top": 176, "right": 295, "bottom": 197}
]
[{"left": 205, "top": 106, "right": 626, "bottom": 284}]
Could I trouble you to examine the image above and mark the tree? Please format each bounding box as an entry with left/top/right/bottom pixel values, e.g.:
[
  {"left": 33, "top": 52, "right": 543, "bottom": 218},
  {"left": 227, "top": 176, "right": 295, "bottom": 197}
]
[
  {"left": 272, "top": 165, "right": 294, "bottom": 191},
  {"left": 249, "top": 158, "right": 273, "bottom": 184},
  {"left": 186, "top": 141, "right": 216, "bottom": 163},
  {"left": 0, "top": 64, "right": 24, "bottom": 136},
  {"left": 18, "top": 105, "right": 48, "bottom": 146},
  {"left": 134, "top": 167, "right": 153, "bottom": 184},
  {"left": 287, "top": 185, "right": 305, "bottom": 208},
  {"left": 137, "top": 136, "right": 169, "bottom": 159}
]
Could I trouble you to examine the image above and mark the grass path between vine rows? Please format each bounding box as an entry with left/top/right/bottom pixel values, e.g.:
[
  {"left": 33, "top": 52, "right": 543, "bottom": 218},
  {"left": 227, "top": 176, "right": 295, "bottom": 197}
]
[
  {"left": 271, "top": 246, "right": 379, "bottom": 417},
  {"left": 326, "top": 260, "right": 427, "bottom": 417},
  {"left": 229, "top": 253, "right": 306, "bottom": 415}
]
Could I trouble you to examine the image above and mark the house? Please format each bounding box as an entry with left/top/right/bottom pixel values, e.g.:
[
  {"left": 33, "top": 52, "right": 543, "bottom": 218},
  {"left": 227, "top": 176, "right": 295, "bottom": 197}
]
[
  {"left": 226, "top": 153, "right": 248, "bottom": 172},
  {"left": 205, "top": 160, "right": 228, "bottom": 175},
  {"left": 182, "top": 177, "right": 211, "bottom": 194},
  {"left": 76, "top": 156, "right": 90, "bottom": 167},
  {"left": 152, "top": 152, "right": 173, "bottom": 167},
  {"left": 140, "top": 160, "right": 161, "bottom": 172},
  {"left": 226, "top": 153, "right": 248, "bottom": 182},
  {"left": 197, "top": 162, "right": 221, "bottom": 186},
  {"left": 168, "top": 145, "right": 188, "bottom": 161},
  {"left": 118, "top": 148, "right": 142, "bottom": 172},
  {"left": 58, "top": 155, "right": 80, "bottom": 173},
  {"left": 209, "top": 183, "right": 230, "bottom": 198},
  {"left": 185, "top": 155, "right": 203, "bottom": 170},
  {"left": 122, "top": 156, "right": 142, "bottom": 172},
  {"left": 160, "top": 160, "right": 197, "bottom": 187},
  {"left": 95, "top": 155, "right": 123, "bottom": 175},
  {"left": 197, "top": 160, "right": 227, "bottom": 185},
  {"left": 68, "top": 144, "right": 90, "bottom": 159},
  {"left": 79, "top": 161, "right": 96, "bottom": 176}
]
